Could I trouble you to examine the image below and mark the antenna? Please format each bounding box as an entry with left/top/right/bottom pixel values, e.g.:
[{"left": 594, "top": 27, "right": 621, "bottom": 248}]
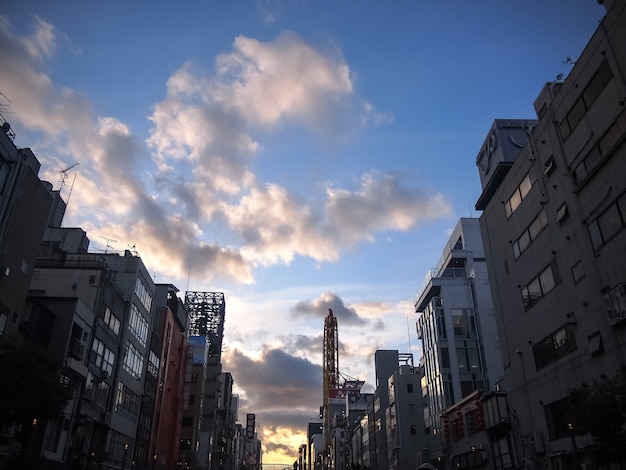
[
  {"left": 407, "top": 316, "right": 413, "bottom": 355},
  {"left": 60, "top": 163, "right": 79, "bottom": 193},
  {"left": 99, "top": 236, "right": 117, "bottom": 254}
]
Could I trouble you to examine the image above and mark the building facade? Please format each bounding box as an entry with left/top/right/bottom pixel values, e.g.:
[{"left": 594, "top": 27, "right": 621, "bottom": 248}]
[
  {"left": 475, "top": 2, "right": 626, "bottom": 468},
  {"left": 415, "top": 218, "right": 504, "bottom": 463}
]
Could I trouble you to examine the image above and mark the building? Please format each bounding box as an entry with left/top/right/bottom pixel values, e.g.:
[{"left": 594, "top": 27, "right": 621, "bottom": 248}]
[
  {"left": 415, "top": 218, "right": 504, "bottom": 465},
  {"left": 184, "top": 291, "right": 226, "bottom": 470},
  {"left": 0, "top": 114, "right": 53, "bottom": 340},
  {"left": 475, "top": 1, "right": 626, "bottom": 468},
  {"left": 385, "top": 358, "right": 425, "bottom": 470},
  {"left": 150, "top": 284, "right": 189, "bottom": 470}
]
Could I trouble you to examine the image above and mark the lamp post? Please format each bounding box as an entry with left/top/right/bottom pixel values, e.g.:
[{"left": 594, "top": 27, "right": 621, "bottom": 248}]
[{"left": 123, "top": 443, "right": 129, "bottom": 470}]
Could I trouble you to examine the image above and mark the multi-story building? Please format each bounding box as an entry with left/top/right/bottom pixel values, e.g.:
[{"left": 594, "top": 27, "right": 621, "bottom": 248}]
[
  {"left": 181, "top": 335, "right": 210, "bottom": 469},
  {"left": 385, "top": 358, "right": 425, "bottom": 470},
  {"left": 475, "top": 1, "right": 626, "bottom": 468},
  {"left": 184, "top": 291, "right": 226, "bottom": 470},
  {"left": 0, "top": 115, "right": 53, "bottom": 340},
  {"left": 150, "top": 284, "right": 188, "bottom": 470},
  {"left": 415, "top": 218, "right": 504, "bottom": 463}
]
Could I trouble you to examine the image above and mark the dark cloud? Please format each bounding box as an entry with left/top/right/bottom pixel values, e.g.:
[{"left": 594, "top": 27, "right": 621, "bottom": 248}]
[
  {"left": 224, "top": 347, "right": 322, "bottom": 411},
  {"left": 290, "top": 292, "right": 367, "bottom": 326}
]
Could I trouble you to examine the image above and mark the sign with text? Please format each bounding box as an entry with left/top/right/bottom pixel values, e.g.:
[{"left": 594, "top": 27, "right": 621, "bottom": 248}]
[{"left": 245, "top": 413, "right": 256, "bottom": 440}]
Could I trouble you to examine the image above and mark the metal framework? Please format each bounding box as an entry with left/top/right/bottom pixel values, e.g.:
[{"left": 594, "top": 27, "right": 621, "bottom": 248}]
[
  {"left": 322, "top": 309, "right": 339, "bottom": 467},
  {"left": 184, "top": 291, "right": 225, "bottom": 358}
]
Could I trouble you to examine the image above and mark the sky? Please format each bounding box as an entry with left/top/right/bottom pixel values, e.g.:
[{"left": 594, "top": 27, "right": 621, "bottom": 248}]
[{"left": 0, "top": 0, "right": 606, "bottom": 464}]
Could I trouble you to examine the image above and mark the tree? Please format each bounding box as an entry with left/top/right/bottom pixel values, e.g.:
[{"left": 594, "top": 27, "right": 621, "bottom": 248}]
[
  {"left": 0, "top": 336, "right": 72, "bottom": 428},
  {"left": 567, "top": 367, "right": 626, "bottom": 464}
]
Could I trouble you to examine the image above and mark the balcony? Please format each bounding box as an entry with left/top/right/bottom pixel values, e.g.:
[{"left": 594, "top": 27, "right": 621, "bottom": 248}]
[{"left": 414, "top": 267, "right": 468, "bottom": 311}]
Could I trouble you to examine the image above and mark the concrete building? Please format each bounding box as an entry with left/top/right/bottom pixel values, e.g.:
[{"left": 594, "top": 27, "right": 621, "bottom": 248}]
[
  {"left": 415, "top": 218, "right": 504, "bottom": 463},
  {"left": 150, "top": 284, "right": 189, "bottom": 470},
  {"left": 0, "top": 115, "right": 53, "bottom": 340},
  {"left": 385, "top": 360, "right": 425, "bottom": 470},
  {"left": 475, "top": 2, "right": 626, "bottom": 468}
]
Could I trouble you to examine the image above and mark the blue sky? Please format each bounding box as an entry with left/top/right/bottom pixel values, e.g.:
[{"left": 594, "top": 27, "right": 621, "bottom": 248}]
[{"left": 1, "top": 0, "right": 605, "bottom": 462}]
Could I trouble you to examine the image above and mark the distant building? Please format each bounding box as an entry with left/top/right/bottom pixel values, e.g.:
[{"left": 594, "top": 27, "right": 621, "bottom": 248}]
[
  {"left": 415, "top": 217, "right": 504, "bottom": 465},
  {"left": 385, "top": 359, "right": 425, "bottom": 470},
  {"left": 184, "top": 291, "right": 226, "bottom": 470},
  {"left": 475, "top": 2, "right": 626, "bottom": 468},
  {"left": 150, "top": 284, "right": 188, "bottom": 470}
]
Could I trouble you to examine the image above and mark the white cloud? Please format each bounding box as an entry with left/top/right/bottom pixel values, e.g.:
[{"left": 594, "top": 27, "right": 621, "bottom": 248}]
[{"left": 24, "top": 16, "right": 55, "bottom": 60}]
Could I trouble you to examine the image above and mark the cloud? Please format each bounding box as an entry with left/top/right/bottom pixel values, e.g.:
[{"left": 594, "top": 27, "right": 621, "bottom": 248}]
[
  {"left": 326, "top": 169, "right": 453, "bottom": 244},
  {"left": 291, "top": 291, "right": 367, "bottom": 326},
  {"left": 1, "top": 17, "right": 450, "bottom": 288},
  {"left": 23, "top": 16, "right": 56, "bottom": 61},
  {"left": 225, "top": 347, "right": 321, "bottom": 411}
]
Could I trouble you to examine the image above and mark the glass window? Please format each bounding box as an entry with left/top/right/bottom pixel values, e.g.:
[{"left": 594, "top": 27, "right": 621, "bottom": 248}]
[
  {"left": 571, "top": 261, "right": 585, "bottom": 284},
  {"left": 457, "top": 348, "right": 468, "bottom": 370},
  {"left": 519, "top": 174, "right": 533, "bottom": 199},
  {"left": 539, "top": 266, "right": 556, "bottom": 294},
  {"left": 518, "top": 231, "right": 531, "bottom": 254},
  {"left": 588, "top": 220, "right": 603, "bottom": 249},
  {"left": 468, "top": 348, "right": 481, "bottom": 370},
  {"left": 509, "top": 189, "right": 522, "bottom": 214},
  {"left": 527, "top": 278, "right": 542, "bottom": 303},
  {"left": 567, "top": 97, "right": 586, "bottom": 130}
]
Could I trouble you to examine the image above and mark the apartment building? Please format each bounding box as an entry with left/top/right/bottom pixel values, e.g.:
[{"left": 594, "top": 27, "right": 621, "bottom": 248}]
[{"left": 475, "top": 2, "right": 626, "bottom": 468}]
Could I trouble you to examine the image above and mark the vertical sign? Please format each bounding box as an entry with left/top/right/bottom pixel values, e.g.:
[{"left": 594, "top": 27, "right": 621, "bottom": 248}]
[{"left": 246, "top": 413, "right": 256, "bottom": 440}]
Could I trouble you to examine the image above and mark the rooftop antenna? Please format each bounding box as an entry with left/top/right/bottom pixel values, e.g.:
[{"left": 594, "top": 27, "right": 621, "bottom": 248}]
[
  {"left": 0, "top": 92, "right": 16, "bottom": 141},
  {"left": 406, "top": 316, "right": 413, "bottom": 356},
  {"left": 99, "top": 236, "right": 117, "bottom": 254},
  {"left": 128, "top": 243, "right": 138, "bottom": 256},
  {"left": 60, "top": 163, "right": 79, "bottom": 193}
]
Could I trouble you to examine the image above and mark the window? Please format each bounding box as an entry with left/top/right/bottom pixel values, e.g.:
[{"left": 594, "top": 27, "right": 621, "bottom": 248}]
[
  {"left": 571, "top": 260, "right": 585, "bottom": 284},
  {"left": 407, "top": 383, "right": 413, "bottom": 393},
  {"left": 505, "top": 172, "right": 536, "bottom": 218},
  {"left": 103, "top": 306, "right": 120, "bottom": 335},
  {"left": 189, "top": 395, "right": 196, "bottom": 406},
  {"left": 544, "top": 397, "right": 574, "bottom": 440},
  {"left": 116, "top": 381, "right": 140, "bottom": 419},
  {"left": 603, "top": 283, "right": 626, "bottom": 326},
  {"left": 556, "top": 203, "right": 569, "bottom": 224},
  {"left": 522, "top": 262, "right": 558, "bottom": 310},
  {"left": 560, "top": 60, "right": 613, "bottom": 140},
  {"left": 128, "top": 304, "right": 149, "bottom": 347},
  {"left": 147, "top": 350, "right": 159, "bottom": 378},
  {"left": 533, "top": 325, "right": 577, "bottom": 370},
  {"left": 123, "top": 341, "right": 144, "bottom": 380},
  {"left": 544, "top": 155, "right": 556, "bottom": 176},
  {"left": 573, "top": 110, "right": 626, "bottom": 186},
  {"left": 134, "top": 277, "right": 153, "bottom": 313},
  {"left": 587, "top": 193, "right": 626, "bottom": 250},
  {"left": 513, "top": 209, "right": 548, "bottom": 259},
  {"left": 91, "top": 337, "right": 115, "bottom": 375},
  {"left": 588, "top": 332, "right": 603, "bottom": 355}
]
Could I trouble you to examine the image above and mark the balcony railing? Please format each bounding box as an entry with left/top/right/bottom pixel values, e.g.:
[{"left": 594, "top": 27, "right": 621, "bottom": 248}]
[{"left": 414, "top": 267, "right": 468, "bottom": 306}]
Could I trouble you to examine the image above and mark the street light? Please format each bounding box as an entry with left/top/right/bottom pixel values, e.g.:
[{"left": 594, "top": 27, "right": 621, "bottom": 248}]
[{"left": 123, "top": 443, "right": 129, "bottom": 470}]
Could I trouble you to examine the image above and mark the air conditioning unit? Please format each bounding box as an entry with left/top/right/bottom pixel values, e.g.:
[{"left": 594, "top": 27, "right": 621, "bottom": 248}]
[{"left": 99, "top": 370, "right": 109, "bottom": 381}]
